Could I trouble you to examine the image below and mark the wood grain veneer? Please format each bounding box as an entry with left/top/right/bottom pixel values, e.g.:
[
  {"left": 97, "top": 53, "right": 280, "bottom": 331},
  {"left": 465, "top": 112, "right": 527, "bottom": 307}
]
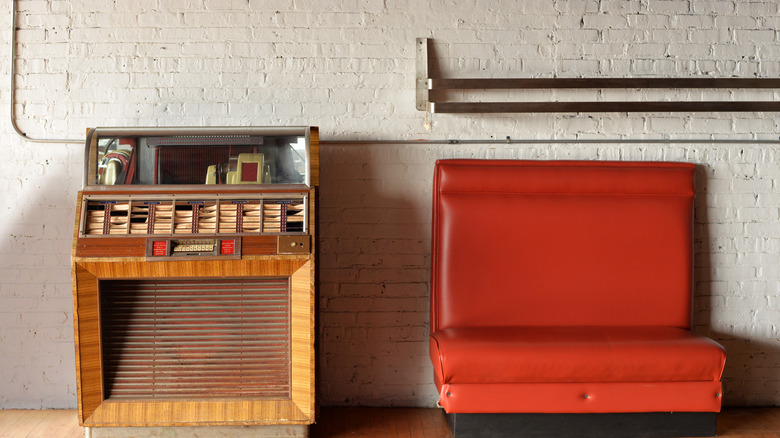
[
  {"left": 72, "top": 258, "right": 314, "bottom": 426},
  {"left": 71, "top": 127, "right": 319, "bottom": 427},
  {"left": 309, "top": 127, "right": 319, "bottom": 187}
]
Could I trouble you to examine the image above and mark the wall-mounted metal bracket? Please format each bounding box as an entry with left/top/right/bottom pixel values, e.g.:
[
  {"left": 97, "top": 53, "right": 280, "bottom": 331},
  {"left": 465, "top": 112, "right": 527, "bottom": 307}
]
[
  {"left": 416, "top": 37, "right": 780, "bottom": 113},
  {"left": 415, "top": 38, "right": 429, "bottom": 111}
]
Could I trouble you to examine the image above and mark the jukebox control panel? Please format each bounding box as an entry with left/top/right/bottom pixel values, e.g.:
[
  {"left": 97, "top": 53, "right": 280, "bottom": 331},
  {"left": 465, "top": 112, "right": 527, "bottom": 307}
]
[{"left": 146, "top": 238, "right": 242, "bottom": 259}]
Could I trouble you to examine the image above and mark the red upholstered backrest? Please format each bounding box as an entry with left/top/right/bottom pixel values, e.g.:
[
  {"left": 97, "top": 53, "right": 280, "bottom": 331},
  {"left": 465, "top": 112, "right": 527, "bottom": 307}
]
[{"left": 431, "top": 160, "right": 695, "bottom": 331}]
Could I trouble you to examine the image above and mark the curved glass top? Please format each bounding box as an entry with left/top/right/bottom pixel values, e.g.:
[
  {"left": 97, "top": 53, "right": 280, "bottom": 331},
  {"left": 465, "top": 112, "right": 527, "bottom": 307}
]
[{"left": 85, "top": 127, "right": 313, "bottom": 188}]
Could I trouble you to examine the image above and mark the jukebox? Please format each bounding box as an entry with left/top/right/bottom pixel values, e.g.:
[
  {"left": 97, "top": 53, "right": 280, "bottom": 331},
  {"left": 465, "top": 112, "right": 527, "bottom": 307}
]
[{"left": 70, "top": 127, "right": 317, "bottom": 430}]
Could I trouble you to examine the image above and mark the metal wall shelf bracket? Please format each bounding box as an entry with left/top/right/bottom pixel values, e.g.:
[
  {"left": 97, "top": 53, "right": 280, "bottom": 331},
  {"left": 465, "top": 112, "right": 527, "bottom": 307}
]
[
  {"left": 416, "top": 38, "right": 429, "bottom": 112},
  {"left": 416, "top": 38, "right": 780, "bottom": 113}
]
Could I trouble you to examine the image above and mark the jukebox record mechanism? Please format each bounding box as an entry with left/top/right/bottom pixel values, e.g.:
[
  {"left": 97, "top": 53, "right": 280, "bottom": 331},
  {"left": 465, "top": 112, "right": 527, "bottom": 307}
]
[{"left": 80, "top": 196, "right": 307, "bottom": 237}]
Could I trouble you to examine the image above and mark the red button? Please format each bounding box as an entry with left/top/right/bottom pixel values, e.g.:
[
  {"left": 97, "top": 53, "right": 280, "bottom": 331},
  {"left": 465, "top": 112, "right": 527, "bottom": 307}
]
[
  {"left": 152, "top": 241, "right": 168, "bottom": 256},
  {"left": 220, "top": 240, "right": 235, "bottom": 255}
]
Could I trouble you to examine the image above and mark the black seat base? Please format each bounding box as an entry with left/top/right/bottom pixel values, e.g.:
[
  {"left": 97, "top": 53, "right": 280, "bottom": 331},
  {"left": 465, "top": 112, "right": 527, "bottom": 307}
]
[{"left": 446, "top": 412, "right": 717, "bottom": 438}]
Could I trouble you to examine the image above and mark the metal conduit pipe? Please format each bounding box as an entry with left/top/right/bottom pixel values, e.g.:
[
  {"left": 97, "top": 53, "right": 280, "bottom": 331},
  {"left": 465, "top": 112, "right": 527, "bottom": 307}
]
[
  {"left": 9, "top": 0, "right": 780, "bottom": 146},
  {"left": 319, "top": 138, "right": 780, "bottom": 145},
  {"left": 10, "top": 0, "right": 82, "bottom": 144}
]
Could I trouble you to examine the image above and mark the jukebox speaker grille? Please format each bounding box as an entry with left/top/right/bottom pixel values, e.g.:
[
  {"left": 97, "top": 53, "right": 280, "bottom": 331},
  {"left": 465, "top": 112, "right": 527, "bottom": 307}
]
[{"left": 100, "top": 278, "right": 291, "bottom": 400}]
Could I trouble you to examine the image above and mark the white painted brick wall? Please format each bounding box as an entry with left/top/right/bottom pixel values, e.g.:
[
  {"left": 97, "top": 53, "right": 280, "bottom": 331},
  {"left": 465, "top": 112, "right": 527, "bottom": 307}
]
[{"left": 1, "top": 0, "right": 778, "bottom": 409}]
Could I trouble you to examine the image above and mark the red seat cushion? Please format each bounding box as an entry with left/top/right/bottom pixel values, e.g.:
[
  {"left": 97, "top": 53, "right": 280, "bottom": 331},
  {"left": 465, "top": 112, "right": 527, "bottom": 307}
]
[{"left": 430, "top": 326, "right": 726, "bottom": 386}]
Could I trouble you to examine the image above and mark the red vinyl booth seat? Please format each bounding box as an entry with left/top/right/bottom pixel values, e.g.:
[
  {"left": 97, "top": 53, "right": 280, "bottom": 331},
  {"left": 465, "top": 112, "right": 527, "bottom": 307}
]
[{"left": 430, "top": 160, "right": 726, "bottom": 415}]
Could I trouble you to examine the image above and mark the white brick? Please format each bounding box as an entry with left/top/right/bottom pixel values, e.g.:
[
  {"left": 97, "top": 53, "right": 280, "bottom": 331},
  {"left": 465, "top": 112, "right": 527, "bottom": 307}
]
[
  {"left": 582, "top": 14, "right": 629, "bottom": 29},
  {"left": 736, "top": 29, "right": 777, "bottom": 43},
  {"left": 6, "top": 0, "right": 780, "bottom": 410},
  {"left": 736, "top": 2, "right": 779, "bottom": 15},
  {"left": 626, "top": 43, "right": 667, "bottom": 58}
]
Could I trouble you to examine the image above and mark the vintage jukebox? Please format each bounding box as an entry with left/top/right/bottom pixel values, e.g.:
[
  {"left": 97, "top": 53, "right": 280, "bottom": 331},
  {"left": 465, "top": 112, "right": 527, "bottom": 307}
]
[{"left": 70, "top": 127, "right": 317, "bottom": 431}]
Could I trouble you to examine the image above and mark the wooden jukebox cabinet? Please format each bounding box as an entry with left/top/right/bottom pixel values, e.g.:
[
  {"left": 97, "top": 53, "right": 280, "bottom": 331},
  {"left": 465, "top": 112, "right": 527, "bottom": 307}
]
[{"left": 71, "top": 127, "right": 318, "bottom": 431}]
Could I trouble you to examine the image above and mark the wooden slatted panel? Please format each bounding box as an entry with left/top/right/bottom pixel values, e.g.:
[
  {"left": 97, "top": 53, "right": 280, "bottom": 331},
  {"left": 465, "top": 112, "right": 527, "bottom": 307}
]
[
  {"left": 263, "top": 201, "right": 306, "bottom": 233},
  {"left": 219, "top": 202, "right": 239, "bottom": 233},
  {"left": 262, "top": 202, "right": 284, "bottom": 233},
  {"left": 100, "top": 278, "right": 291, "bottom": 400},
  {"left": 286, "top": 202, "right": 305, "bottom": 233},
  {"left": 129, "top": 203, "right": 150, "bottom": 235},
  {"left": 85, "top": 201, "right": 130, "bottom": 235},
  {"left": 241, "top": 201, "right": 263, "bottom": 233},
  {"left": 173, "top": 202, "right": 196, "bottom": 234},
  {"left": 83, "top": 197, "right": 305, "bottom": 236},
  {"left": 197, "top": 202, "right": 218, "bottom": 234},
  {"left": 150, "top": 202, "right": 173, "bottom": 234}
]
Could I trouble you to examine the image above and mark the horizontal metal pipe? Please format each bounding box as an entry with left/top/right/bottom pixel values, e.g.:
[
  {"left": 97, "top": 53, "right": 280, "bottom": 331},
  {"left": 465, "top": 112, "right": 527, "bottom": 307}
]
[
  {"left": 91, "top": 126, "right": 308, "bottom": 138},
  {"left": 432, "top": 101, "right": 780, "bottom": 114},
  {"left": 430, "top": 77, "right": 780, "bottom": 90},
  {"left": 320, "top": 138, "right": 780, "bottom": 145}
]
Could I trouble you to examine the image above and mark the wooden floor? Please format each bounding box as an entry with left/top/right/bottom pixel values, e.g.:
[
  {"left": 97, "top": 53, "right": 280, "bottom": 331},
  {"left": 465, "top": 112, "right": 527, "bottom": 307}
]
[
  {"left": 0, "top": 407, "right": 777, "bottom": 437},
  {"left": 0, "top": 409, "right": 84, "bottom": 438}
]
